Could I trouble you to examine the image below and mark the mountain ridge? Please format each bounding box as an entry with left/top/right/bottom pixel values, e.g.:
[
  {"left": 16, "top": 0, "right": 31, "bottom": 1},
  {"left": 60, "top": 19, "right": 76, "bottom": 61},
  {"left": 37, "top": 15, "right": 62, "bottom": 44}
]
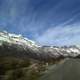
[{"left": 0, "top": 31, "right": 80, "bottom": 62}]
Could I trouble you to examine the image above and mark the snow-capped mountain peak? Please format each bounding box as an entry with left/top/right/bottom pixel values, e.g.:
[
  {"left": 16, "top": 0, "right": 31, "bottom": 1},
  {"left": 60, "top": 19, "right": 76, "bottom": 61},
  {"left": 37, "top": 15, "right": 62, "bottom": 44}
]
[{"left": 0, "top": 31, "right": 39, "bottom": 48}]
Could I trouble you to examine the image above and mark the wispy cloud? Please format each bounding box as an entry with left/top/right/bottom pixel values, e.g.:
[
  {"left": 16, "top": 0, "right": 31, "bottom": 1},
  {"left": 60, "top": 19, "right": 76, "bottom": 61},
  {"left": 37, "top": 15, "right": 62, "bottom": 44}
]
[
  {"left": 0, "top": 0, "right": 80, "bottom": 46},
  {"left": 35, "top": 23, "right": 80, "bottom": 46}
]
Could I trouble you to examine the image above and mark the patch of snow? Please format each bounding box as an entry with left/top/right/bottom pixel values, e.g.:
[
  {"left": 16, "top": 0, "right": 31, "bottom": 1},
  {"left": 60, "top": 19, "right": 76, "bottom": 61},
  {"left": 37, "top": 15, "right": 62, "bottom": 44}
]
[{"left": 69, "top": 48, "right": 80, "bottom": 53}]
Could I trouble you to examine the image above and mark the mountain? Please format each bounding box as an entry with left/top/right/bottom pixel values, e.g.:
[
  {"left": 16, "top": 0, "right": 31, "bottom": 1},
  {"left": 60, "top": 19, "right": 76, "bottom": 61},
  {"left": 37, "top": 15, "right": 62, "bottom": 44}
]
[
  {"left": 0, "top": 31, "right": 80, "bottom": 80},
  {"left": 0, "top": 31, "right": 80, "bottom": 61}
]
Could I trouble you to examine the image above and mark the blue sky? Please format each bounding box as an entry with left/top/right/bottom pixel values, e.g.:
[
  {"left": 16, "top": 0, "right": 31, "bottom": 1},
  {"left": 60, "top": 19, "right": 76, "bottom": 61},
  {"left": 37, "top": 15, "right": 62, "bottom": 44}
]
[{"left": 0, "top": 0, "right": 80, "bottom": 46}]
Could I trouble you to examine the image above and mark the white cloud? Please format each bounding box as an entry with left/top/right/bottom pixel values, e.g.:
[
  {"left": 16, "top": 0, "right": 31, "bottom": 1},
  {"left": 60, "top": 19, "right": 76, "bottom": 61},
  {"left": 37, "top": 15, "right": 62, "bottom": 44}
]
[{"left": 35, "top": 23, "right": 80, "bottom": 46}]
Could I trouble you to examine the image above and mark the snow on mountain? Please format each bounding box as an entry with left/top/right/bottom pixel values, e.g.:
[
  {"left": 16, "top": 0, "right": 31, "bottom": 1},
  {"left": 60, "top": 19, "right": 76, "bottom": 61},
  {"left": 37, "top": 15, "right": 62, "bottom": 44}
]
[
  {"left": 0, "top": 31, "right": 80, "bottom": 61},
  {"left": 0, "top": 31, "right": 39, "bottom": 48}
]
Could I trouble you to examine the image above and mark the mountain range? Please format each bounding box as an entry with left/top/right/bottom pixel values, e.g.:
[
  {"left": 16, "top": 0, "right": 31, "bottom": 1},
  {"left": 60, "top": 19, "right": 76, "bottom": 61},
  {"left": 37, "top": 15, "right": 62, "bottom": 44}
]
[
  {"left": 0, "top": 31, "right": 80, "bottom": 62},
  {"left": 1, "top": 31, "right": 80, "bottom": 80}
]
